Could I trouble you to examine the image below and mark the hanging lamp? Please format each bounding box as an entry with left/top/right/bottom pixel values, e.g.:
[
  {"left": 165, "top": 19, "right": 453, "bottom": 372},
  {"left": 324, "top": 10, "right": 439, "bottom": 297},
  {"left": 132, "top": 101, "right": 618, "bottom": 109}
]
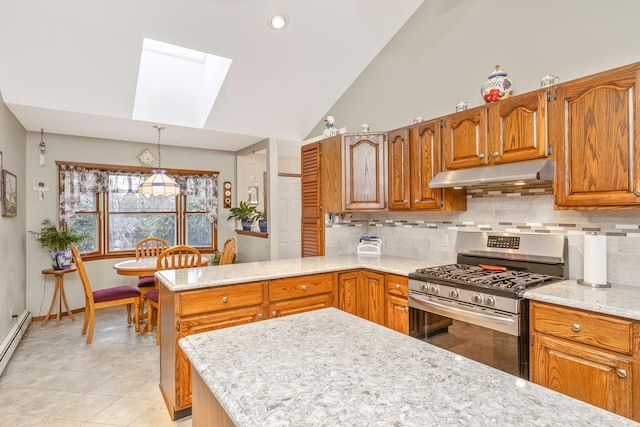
[{"left": 138, "top": 125, "right": 180, "bottom": 197}]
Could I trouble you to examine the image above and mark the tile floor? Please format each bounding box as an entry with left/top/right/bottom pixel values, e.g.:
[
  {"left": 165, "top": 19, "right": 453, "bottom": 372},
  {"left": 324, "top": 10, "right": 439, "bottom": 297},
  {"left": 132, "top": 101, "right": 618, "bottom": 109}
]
[{"left": 0, "top": 307, "right": 192, "bottom": 427}]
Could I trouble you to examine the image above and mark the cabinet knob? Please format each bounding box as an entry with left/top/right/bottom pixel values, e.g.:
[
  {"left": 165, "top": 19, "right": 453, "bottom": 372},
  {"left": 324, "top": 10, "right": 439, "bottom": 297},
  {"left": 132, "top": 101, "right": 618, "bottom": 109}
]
[
  {"left": 492, "top": 151, "right": 500, "bottom": 157},
  {"left": 413, "top": 199, "right": 419, "bottom": 203},
  {"left": 272, "top": 310, "right": 279, "bottom": 317},
  {"left": 395, "top": 284, "right": 401, "bottom": 290},
  {"left": 403, "top": 199, "right": 407, "bottom": 203},
  {"left": 346, "top": 201, "right": 351, "bottom": 205},
  {"left": 404, "top": 307, "right": 409, "bottom": 313},
  {"left": 635, "top": 189, "right": 640, "bottom": 196},
  {"left": 617, "top": 369, "right": 627, "bottom": 378},
  {"left": 571, "top": 323, "right": 580, "bottom": 332},
  {"left": 477, "top": 153, "right": 485, "bottom": 159},
  {"left": 258, "top": 313, "right": 264, "bottom": 319},
  {"left": 222, "top": 296, "right": 229, "bottom": 303},
  {"left": 301, "top": 285, "right": 308, "bottom": 291}
]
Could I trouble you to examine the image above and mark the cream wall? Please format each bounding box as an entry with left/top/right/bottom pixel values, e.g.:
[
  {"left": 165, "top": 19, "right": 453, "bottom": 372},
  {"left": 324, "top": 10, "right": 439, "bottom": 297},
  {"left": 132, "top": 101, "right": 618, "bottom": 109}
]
[
  {"left": 309, "top": 0, "right": 640, "bottom": 137},
  {"left": 0, "top": 92, "right": 26, "bottom": 341},
  {"left": 24, "top": 132, "right": 236, "bottom": 319}
]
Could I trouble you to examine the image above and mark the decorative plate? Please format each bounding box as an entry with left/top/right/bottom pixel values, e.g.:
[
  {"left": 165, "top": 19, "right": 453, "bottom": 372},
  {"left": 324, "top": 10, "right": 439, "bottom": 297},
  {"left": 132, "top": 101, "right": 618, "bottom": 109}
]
[{"left": 137, "top": 149, "right": 156, "bottom": 166}]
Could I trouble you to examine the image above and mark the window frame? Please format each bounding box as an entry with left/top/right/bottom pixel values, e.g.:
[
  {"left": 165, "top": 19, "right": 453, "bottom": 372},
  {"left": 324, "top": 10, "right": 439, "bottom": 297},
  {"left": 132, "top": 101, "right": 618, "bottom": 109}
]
[{"left": 57, "top": 161, "right": 219, "bottom": 260}]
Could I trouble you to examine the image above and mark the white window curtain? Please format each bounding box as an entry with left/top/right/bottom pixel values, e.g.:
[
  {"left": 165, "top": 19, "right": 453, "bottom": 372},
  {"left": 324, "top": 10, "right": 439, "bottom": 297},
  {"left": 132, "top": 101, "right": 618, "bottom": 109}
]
[{"left": 59, "top": 165, "right": 218, "bottom": 227}]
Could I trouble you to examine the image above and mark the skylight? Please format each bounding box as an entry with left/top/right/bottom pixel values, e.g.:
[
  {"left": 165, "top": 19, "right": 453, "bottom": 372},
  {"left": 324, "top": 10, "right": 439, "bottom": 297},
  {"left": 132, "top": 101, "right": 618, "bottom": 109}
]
[{"left": 132, "top": 38, "right": 232, "bottom": 128}]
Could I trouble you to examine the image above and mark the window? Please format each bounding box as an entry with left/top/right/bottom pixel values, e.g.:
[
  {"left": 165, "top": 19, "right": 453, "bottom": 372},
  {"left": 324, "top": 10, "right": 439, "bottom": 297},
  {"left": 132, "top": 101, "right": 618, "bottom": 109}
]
[{"left": 59, "top": 162, "right": 219, "bottom": 257}]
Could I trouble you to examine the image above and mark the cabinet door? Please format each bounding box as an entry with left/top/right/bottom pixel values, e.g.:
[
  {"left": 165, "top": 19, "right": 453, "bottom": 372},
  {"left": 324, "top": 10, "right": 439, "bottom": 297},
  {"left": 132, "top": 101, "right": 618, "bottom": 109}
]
[
  {"left": 487, "top": 90, "right": 549, "bottom": 164},
  {"left": 531, "top": 333, "right": 633, "bottom": 419},
  {"left": 269, "top": 293, "right": 333, "bottom": 318},
  {"left": 364, "top": 271, "right": 386, "bottom": 325},
  {"left": 301, "top": 143, "right": 323, "bottom": 257},
  {"left": 343, "top": 133, "right": 386, "bottom": 210},
  {"left": 338, "top": 271, "right": 360, "bottom": 317},
  {"left": 554, "top": 64, "right": 640, "bottom": 207},
  {"left": 387, "top": 294, "right": 409, "bottom": 334},
  {"left": 388, "top": 127, "right": 411, "bottom": 210},
  {"left": 410, "top": 120, "right": 445, "bottom": 210},
  {"left": 441, "top": 107, "right": 488, "bottom": 170},
  {"left": 176, "top": 306, "right": 265, "bottom": 411}
]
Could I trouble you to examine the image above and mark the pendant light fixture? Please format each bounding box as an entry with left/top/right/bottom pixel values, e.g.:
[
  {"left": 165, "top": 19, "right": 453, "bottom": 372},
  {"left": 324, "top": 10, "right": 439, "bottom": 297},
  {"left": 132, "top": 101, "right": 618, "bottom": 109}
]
[{"left": 138, "top": 125, "right": 180, "bottom": 197}]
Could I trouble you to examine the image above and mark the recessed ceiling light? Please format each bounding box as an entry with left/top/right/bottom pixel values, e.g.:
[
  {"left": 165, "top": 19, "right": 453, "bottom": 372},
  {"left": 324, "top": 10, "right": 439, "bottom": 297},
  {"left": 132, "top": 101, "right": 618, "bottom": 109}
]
[{"left": 269, "top": 13, "right": 288, "bottom": 30}]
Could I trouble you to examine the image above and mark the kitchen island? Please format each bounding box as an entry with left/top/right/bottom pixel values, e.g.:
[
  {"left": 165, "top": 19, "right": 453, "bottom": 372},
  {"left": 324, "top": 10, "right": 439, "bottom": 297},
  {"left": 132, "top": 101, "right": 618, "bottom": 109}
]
[{"left": 179, "top": 307, "right": 636, "bottom": 427}]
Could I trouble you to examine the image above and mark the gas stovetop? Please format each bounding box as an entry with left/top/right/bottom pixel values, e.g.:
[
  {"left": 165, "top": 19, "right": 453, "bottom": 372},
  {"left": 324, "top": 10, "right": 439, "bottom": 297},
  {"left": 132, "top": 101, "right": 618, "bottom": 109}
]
[{"left": 409, "top": 263, "right": 561, "bottom": 294}]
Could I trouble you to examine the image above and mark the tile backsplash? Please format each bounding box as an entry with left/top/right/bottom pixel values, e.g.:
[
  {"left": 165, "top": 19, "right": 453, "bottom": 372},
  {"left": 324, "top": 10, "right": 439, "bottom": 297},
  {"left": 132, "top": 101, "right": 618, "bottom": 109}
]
[{"left": 325, "top": 193, "right": 640, "bottom": 287}]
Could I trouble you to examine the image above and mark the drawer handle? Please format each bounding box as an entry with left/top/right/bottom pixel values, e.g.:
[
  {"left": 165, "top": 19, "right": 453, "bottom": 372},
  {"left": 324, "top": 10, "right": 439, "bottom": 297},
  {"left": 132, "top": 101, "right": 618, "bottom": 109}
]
[
  {"left": 272, "top": 310, "right": 279, "bottom": 317},
  {"left": 258, "top": 313, "right": 264, "bottom": 320},
  {"left": 395, "top": 284, "right": 401, "bottom": 290},
  {"left": 617, "top": 369, "right": 627, "bottom": 378},
  {"left": 222, "top": 296, "right": 229, "bottom": 303},
  {"left": 571, "top": 324, "right": 580, "bottom": 332},
  {"left": 404, "top": 307, "right": 409, "bottom": 313},
  {"left": 301, "top": 285, "right": 307, "bottom": 291}
]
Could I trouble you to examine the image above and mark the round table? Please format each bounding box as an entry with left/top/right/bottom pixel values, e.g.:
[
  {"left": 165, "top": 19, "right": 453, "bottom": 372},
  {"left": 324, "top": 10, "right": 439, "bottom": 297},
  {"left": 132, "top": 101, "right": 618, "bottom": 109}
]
[
  {"left": 41, "top": 267, "right": 77, "bottom": 326},
  {"left": 113, "top": 256, "right": 210, "bottom": 277}
]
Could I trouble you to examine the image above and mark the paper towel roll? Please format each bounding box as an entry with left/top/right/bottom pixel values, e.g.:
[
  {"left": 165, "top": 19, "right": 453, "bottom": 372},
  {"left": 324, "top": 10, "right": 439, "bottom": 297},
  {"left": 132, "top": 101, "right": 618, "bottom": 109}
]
[{"left": 583, "top": 233, "right": 607, "bottom": 286}]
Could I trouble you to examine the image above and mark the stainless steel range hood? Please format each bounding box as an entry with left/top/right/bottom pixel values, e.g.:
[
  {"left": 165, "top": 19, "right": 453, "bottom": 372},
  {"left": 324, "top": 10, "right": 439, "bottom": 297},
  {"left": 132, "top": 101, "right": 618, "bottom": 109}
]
[{"left": 428, "top": 159, "right": 554, "bottom": 188}]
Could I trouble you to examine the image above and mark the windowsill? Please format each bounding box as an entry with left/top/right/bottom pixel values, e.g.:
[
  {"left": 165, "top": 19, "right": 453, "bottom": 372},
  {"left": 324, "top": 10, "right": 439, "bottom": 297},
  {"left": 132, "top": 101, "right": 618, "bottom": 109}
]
[{"left": 236, "top": 229, "right": 268, "bottom": 239}]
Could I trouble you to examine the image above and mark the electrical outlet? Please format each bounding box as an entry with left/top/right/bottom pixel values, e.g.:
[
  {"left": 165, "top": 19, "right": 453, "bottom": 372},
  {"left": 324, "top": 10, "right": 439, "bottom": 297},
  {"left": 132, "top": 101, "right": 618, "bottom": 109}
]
[{"left": 441, "top": 233, "right": 449, "bottom": 247}]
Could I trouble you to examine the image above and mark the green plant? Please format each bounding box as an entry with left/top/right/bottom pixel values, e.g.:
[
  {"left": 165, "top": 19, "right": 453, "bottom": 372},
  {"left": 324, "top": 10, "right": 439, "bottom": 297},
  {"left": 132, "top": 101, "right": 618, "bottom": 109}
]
[
  {"left": 227, "top": 200, "right": 258, "bottom": 221},
  {"left": 29, "top": 219, "right": 88, "bottom": 252},
  {"left": 252, "top": 210, "right": 267, "bottom": 222}
]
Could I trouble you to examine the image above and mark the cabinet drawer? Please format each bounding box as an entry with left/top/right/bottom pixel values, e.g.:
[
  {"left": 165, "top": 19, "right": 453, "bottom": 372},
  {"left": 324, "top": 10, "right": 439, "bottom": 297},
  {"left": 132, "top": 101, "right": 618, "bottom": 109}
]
[
  {"left": 269, "top": 293, "right": 333, "bottom": 318},
  {"left": 269, "top": 273, "right": 333, "bottom": 301},
  {"left": 178, "top": 282, "right": 264, "bottom": 316},
  {"left": 531, "top": 302, "right": 633, "bottom": 354},
  {"left": 386, "top": 274, "right": 408, "bottom": 297}
]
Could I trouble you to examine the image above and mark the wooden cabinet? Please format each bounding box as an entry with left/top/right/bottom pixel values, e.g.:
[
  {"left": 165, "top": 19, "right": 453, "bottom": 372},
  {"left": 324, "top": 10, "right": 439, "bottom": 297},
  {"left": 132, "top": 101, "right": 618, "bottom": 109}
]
[
  {"left": 553, "top": 63, "right": 640, "bottom": 208},
  {"left": 442, "top": 90, "right": 549, "bottom": 171},
  {"left": 385, "top": 274, "right": 408, "bottom": 334},
  {"left": 268, "top": 273, "right": 336, "bottom": 318},
  {"left": 388, "top": 121, "right": 465, "bottom": 211},
  {"left": 160, "top": 273, "right": 338, "bottom": 419},
  {"left": 530, "top": 301, "right": 640, "bottom": 422},
  {"left": 338, "top": 270, "right": 386, "bottom": 326},
  {"left": 342, "top": 133, "right": 386, "bottom": 210}
]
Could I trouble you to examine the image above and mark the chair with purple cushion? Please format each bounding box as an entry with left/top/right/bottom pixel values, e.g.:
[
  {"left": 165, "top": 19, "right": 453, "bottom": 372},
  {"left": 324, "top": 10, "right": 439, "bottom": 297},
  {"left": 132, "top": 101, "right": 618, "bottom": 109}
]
[
  {"left": 71, "top": 245, "right": 140, "bottom": 344},
  {"left": 134, "top": 237, "right": 169, "bottom": 290},
  {"left": 143, "top": 245, "right": 201, "bottom": 345}
]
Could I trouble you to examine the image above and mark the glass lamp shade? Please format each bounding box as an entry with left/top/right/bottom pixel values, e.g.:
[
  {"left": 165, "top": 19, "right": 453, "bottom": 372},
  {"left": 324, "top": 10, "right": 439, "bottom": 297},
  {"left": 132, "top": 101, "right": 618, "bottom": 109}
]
[{"left": 138, "top": 170, "right": 180, "bottom": 197}]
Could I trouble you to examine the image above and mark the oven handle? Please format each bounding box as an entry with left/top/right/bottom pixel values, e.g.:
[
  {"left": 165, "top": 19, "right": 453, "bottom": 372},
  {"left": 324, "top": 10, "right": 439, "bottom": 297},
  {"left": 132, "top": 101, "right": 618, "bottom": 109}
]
[{"left": 408, "top": 294, "right": 519, "bottom": 336}]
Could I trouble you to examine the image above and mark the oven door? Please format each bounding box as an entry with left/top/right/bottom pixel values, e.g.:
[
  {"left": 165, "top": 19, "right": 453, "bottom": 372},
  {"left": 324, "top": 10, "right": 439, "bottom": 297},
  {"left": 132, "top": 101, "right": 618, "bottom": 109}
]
[{"left": 409, "top": 291, "right": 528, "bottom": 378}]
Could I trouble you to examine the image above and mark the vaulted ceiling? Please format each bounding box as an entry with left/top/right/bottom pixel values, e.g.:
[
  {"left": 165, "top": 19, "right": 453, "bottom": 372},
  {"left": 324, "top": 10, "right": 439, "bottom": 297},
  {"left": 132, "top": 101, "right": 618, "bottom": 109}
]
[{"left": 0, "top": 0, "right": 423, "bottom": 154}]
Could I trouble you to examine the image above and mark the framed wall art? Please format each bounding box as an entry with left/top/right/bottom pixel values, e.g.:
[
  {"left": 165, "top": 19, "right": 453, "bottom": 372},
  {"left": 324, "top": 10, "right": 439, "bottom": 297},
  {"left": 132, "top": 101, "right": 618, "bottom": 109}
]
[{"left": 2, "top": 169, "right": 17, "bottom": 217}]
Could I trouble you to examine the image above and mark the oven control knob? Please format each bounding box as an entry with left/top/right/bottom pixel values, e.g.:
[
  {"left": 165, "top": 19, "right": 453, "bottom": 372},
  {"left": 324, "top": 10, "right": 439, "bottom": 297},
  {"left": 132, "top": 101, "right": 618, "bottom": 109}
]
[
  {"left": 449, "top": 289, "right": 459, "bottom": 299},
  {"left": 485, "top": 296, "right": 496, "bottom": 306},
  {"left": 421, "top": 283, "right": 429, "bottom": 292},
  {"left": 472, "top": 294, "right": 483, "bottom": 304},
  {"left": 430, "top": 285, "right": 439, "bottom": 294}
]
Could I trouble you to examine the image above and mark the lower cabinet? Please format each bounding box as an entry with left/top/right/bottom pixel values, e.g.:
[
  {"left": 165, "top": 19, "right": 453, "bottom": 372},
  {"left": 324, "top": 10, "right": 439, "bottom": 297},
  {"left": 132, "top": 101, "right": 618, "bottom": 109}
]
[
  {"left": 338, "top": 270, "right": 386, "bottom": 325},
  {"left": 530, "top": 301, "right": 640, "bottom": 422},
  {"left": 160, "top": 273, "right": 337, "bottom": 420},
  {"left": 386, "top": 274, "right": 409, "bottom": 334}
]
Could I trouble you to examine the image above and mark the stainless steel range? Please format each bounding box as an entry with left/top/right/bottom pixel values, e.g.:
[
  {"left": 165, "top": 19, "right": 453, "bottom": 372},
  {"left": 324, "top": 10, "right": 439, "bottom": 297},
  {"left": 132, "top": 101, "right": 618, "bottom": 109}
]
[{"left": 408, "top": 231, "right": 567, "bottom": 379}]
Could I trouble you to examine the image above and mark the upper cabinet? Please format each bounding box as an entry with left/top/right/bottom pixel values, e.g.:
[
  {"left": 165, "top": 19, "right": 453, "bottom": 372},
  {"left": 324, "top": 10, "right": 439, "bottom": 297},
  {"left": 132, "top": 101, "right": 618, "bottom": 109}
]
[
  {"left": 441, "top": 90, "right": 550, "bottom": 170},
  {"left": 343, "top": 133, "right": 386, "bottom": 210},
  {"left": 553, "top": 63, "right": 640, "bottom": 208},
  {"left": 388, "top": 121, "right": 465, "bottom": 211}
]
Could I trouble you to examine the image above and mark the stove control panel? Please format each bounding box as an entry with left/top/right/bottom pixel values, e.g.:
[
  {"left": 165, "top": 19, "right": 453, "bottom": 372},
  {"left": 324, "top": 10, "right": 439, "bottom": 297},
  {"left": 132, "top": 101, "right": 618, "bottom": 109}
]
[{"left": 487, "top": 235, "right": 520, "bottom": 249}]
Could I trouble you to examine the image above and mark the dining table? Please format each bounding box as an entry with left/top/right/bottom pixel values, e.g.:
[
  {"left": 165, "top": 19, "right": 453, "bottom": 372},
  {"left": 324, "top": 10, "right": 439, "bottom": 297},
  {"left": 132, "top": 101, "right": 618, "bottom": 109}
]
[{"left": 113, "top": 256, "right": 211, "bottom": 277}]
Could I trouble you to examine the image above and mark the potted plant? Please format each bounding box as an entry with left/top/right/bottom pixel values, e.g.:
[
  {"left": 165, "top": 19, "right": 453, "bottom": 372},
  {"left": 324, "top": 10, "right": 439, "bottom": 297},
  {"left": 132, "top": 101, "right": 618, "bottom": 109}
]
[
  {"left": 29, "top": 219, "right": 88, "bottom": 269},
  {"left": 227, "top": 200, "right": 258, "bottom": 231},
  {"left": 253, "top": 210, "right": 267, "bottom": 233}
]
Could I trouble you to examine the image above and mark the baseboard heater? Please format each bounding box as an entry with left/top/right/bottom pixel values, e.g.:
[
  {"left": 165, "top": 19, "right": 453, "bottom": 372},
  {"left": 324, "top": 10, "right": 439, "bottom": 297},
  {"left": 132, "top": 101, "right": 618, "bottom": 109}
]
[{"left": 0, "top": 310, "right": 31, "bottom": 376}]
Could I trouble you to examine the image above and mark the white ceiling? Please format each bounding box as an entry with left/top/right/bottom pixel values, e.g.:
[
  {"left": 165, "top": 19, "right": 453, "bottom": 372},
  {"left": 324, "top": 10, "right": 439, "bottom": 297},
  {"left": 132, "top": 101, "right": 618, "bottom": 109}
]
[{"left": 0, "top": 0, "right": 423, "bottom": 155}]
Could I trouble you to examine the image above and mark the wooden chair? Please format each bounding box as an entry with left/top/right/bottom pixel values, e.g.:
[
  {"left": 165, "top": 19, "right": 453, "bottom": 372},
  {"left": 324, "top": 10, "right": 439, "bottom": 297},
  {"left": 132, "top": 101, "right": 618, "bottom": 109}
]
[
  {"left": 71, "top": 245, "right": 140, "bottom": 344},
  {"left": 219, "top": 237, "right": 236, "bottom": 265},
  {"left": 134, "top": 237, "right": 169, "bottom": 290},
  {"left": 143, "top": 245, "right": 202, "bottom": 344}
]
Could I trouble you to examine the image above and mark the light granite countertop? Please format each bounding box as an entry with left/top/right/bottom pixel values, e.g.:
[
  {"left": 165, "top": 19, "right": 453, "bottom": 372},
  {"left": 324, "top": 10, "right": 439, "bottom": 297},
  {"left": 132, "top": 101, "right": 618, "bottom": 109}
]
[
  {"left": 155, "top": 254, "right": 435, "bottom": 292},
  {"left": 524, "top": 280, "right": 640, "bottom": 320},
  {"left": 179, "top": 308, "right": 637, "bottom": 427}
]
